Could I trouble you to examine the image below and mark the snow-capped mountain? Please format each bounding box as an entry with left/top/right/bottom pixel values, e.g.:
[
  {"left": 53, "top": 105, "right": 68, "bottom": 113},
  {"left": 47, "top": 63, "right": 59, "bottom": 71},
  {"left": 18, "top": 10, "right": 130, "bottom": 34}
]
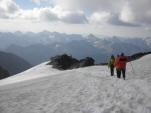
[
  {"left": 0, "top": 31, "right": 150, "bottom": 65},
  {"left": 0, "top": 54, "right": 151, "bottom": 113}
]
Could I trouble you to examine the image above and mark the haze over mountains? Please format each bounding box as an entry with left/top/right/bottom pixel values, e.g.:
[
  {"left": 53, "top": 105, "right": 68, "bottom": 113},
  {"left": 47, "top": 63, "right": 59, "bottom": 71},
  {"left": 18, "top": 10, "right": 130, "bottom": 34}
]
[
  {"left": 0, "top": 51, "right": 31, "bottom": 75},
  {"left": 0, "top": 31, "right": 151, "bottom": 66}
]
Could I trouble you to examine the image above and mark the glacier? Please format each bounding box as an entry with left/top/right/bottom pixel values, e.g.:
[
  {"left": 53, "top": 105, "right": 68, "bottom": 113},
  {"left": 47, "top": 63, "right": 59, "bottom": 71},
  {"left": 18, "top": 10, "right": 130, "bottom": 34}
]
[{"left": 0, "top": 55, "right": 151, "bottom": 113}]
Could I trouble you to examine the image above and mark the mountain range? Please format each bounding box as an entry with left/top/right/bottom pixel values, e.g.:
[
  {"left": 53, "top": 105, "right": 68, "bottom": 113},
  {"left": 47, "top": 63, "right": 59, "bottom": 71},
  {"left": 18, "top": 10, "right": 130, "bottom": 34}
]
[
  {"left": 0, "top": 51, "right": 31, "bottom": 75},
  {"left": 0, "top": 31, "right": 151, "bottom": 66}
]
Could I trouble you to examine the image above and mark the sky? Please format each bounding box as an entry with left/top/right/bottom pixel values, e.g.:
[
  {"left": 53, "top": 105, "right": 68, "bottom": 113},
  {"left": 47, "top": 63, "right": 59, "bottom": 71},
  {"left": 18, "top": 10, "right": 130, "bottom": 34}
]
[{"left": 0, "top": 0, "right": 151, "bottom": 37}]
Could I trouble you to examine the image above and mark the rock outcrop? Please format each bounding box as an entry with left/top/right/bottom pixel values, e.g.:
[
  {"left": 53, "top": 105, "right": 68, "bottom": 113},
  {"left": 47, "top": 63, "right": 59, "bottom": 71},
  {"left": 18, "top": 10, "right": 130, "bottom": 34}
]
[
  {"left": 0, "top": 66, "right": 10, "bottom": 79},
  {"left": 48, "top": 54, "right": 95, "bottom": 70}
]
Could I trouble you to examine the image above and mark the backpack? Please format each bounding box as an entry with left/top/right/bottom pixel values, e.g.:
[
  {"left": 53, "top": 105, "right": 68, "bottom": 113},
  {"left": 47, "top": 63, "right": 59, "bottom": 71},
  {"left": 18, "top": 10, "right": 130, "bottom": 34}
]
[{"left": 108, "top": 58, "right": 115, "bottom": 67}]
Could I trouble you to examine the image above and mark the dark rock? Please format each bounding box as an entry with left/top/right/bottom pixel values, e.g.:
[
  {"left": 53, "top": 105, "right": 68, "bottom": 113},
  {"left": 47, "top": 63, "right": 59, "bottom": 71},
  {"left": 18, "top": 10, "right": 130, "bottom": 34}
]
[
  {"left": 99, "top": 51, "right": 151, "bottom": 65},
  {"left": 79, "top": 57, "right": 95, "bottom": 67},
  {"left": 49, "top": 54, "right": 79, "bottom": 70},
  {"left": 0, "top": 66, "right": 10, "bottom": 79},
  {"left": 129, "top": 52, "right": 151, "bottom": 61},
  {"left": 48, "top": 54, "right": 95, "bottom": 70}
]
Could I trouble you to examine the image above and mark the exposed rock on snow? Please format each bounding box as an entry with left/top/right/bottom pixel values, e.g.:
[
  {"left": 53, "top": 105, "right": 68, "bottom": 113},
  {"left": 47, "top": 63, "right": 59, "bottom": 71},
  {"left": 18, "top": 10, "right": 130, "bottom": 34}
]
[
  {"left": 0, "top": 55, "right": 151, "bottom": 113},
  {"left": 48, "top": 54, "right": 95, "bottom": 70},
  {"left": 0, "top": 66, "right": 9, "bottom": 79}
]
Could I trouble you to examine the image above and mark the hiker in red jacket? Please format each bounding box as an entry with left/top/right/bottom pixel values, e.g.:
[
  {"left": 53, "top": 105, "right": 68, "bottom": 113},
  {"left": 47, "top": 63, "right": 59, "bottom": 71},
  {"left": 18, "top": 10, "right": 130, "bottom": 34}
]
[{"left": 115, "top": 53, "right": 128, "bottom": 80}]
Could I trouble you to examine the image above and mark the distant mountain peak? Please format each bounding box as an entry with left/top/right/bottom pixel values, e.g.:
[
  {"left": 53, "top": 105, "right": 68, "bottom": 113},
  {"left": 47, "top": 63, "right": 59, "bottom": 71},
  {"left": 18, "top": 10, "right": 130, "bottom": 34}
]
[{"left": 87, "top": 34, "right": 97, "bottom": 38}]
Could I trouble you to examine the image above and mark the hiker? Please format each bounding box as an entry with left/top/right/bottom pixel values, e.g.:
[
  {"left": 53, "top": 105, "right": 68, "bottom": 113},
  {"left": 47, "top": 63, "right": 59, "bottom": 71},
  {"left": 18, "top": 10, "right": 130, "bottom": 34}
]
[
  {"left": 114, "top": 54, "right": 120, "bottom": 78},
  {"left": 115, "top": 53, "right": 128, "bottom": 80},
  {"left": 108, "top": 55, "right": 115, "bottom": 76}
]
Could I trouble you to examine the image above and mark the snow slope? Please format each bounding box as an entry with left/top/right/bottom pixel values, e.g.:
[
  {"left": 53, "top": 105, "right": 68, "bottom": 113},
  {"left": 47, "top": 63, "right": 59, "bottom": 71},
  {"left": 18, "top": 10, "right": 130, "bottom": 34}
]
[
  {"left": 0, "top": 55, "right": 151, "bottom": 113},
  {"left": 0, "top": 62, "right": 61, "bottom": 86}
]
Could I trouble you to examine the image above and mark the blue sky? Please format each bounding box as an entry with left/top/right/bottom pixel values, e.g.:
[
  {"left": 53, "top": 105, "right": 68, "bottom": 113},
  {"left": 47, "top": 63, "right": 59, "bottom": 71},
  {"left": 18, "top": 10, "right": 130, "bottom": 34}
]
[
  {"left": 15, "top": 0, "right": 50, "bottom": 9},
  {"left": 15, "top": 0, "right": 36, "bottom": 9}
]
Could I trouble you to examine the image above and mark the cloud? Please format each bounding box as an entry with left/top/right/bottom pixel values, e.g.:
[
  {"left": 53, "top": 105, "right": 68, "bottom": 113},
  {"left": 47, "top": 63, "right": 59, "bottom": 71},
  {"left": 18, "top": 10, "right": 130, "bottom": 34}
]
[
  {"left": 128, "top": 0, "right": 151, "bottom": 25},
  {"left": 17, "top": 9, "right": 38, "bottom": 20},
  {"left": 120, "top": 3, "right": 135, "bottom": 23},
  {"left": 59, "top": 11, "right": 88, "bottom": 24},
  {"left": 108, "top": 14, "right": 140, "bottom": 27},
  {"left": 0, "top": 8, "right": 8, "bottom": 18},
  {"left": 1, "top": 0, "right": 151, "bottom": 27},
  {"left": 55, "top": 0, "right": 139, "bottom": 26},
  {"left": 54, "top": 0, "right": 151, "bottom": 26},
  {"left": 17, "top": 8, "right": 58, "bottom": 22},
  {"left": 31, "top": 0, "right": 48, "bottom": 5},
  {"left": 39, "top": 8, "right": 58, "bottom": 21},
  {"left": 0, "top": 0, "right": 20, "bottom": 18},
  {"left": 51, "top": 6, "right": 88, "bottom": 24},
  {"left": 16, "top": 6, "right": 87, "bottom": 24},
  {"left": 88, "top": 11, "right": 140, "bottom": 27},
  {"left": 89, "top": 12, "right": 111, "bottom": 24},
  {"left": 54, "top": 0, "right": 124, "bottom": 12}
]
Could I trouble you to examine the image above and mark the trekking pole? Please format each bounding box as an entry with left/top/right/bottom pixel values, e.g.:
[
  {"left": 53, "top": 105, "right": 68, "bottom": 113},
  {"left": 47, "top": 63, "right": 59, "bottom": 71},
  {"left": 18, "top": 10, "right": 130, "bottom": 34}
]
[{"left": 130, "top": 61, "right": 136, "bottom": 76}]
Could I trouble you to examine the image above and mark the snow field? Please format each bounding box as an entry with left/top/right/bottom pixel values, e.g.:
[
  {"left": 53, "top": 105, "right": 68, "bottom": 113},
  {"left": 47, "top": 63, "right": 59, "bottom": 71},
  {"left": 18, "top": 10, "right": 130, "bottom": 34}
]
[{"left": 0, "top": 55, "right": 151, "bottom": 113}]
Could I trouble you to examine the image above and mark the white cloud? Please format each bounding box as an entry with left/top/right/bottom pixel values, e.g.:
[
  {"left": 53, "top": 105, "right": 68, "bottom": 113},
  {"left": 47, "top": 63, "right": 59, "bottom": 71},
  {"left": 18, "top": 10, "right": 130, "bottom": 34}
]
[
  {"left": 0, "top": 7, "right": 8, "bottom": 18},
  {"left": 39, "top": 8, "right": 58, "bottom": 21},
  {"left": 54, "top": 0, "right": 124, "bottom": 13},
  {"left": 17, "top": 8, "right": 58, "bottom": 22},
  {"left": 59, "top": 11, "right": 87, "bottom": 24},
  {"left": 0, "top": 0, "right": 19, "bottom": 13},
  {"left": 120, "top": 3, "right": 135, "bottom": 23},
  {"left": 1, "top": 0, "right": 151, "bottom": 26},
  {"left": 0, "top": 0, "right": 151, "bottom": 37},
  {"left": 51, "top": 6, "right": 88, "bottom": 24},
  {"left": 54, "top": 0, "right": 151, "bottom": 26},
  {"left": 17, "top": 9, "right": 39, "bottom": 20},
  {"left": 15, "top": 6, "right": 87, "bottom": 24},
  {"left": 31, "top": 0, "right": 48, "bottom": 5},
  {"left": 108, "top": 14, "right": 140, "bottom": 27},
  {"left": 128, "top": 0, "right": 151, "bottom": 25},
  {"left": 54, "top": 0, "right": 136, "bottom": 26},
  {"left": 89, "top": 12, "right": 111, "bottom": 24},
  {"left": 0, "top": 0, "right": 20, "bottom": 18},
  {"left": 88, "top": 11, "right": 139, "bottom": 27}
]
